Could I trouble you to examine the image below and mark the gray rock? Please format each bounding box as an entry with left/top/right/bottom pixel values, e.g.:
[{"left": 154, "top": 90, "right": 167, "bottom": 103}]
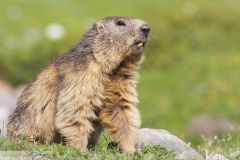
[
  {"left": 188, "top": 116, "right": 240, "bottom": 139},
  {"left": 136, "top": 128, "right": 204, "bottom": 160}
]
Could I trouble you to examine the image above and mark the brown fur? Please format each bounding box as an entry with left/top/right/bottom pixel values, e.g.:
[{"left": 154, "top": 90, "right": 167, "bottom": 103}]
[
  {"left": 100, "top": 53, "right": 144, "bottom": 154},
  {"left": 7, "top": 16, "right": 150, "bottom": 154}
]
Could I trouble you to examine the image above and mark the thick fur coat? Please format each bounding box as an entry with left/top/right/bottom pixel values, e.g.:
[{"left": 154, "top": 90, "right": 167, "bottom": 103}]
[{"left": 7, "top": 16, "right": 150, "bottom": 154}]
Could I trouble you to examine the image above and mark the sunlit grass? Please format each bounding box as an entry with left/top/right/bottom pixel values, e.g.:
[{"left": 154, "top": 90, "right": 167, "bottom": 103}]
[{"left": 0, "top": 137, "right": 176, "bottom": 160}]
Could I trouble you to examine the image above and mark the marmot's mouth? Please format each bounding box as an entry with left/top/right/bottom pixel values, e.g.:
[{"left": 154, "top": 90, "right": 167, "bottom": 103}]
[{"left": 135, "top": 39, "right": 147, "bottom": 48}]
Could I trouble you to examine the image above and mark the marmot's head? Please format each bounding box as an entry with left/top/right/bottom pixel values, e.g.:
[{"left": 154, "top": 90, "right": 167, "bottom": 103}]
[{"left": 88, "top": 16, "right": 150, "bottom": 70}]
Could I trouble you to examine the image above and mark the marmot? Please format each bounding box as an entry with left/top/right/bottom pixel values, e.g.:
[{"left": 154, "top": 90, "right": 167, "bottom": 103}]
[{"left": 7, "top": 16, "right": 150, "bottom": 154}]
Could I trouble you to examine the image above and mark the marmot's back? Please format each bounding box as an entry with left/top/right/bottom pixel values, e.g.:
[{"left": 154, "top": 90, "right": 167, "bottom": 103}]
[{"left": 7, "top": 64, "right": 59, "bottom": 142}]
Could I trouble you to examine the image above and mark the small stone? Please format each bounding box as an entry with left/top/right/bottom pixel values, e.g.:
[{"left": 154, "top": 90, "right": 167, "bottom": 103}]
[{"left": 136, "top": 128, "right": 204, "bottom": 160}]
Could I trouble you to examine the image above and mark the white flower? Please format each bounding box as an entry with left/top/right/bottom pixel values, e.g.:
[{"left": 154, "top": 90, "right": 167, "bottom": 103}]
[
  {"left": 205, "top": 150, "right": 229, "bottom": 160},
  {"left": 45, "top": 23, "right": 65, "bottom": 40}
]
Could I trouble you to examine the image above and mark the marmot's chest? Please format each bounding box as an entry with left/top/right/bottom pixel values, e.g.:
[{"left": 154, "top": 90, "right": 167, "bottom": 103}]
[{"left": 57, "top": 68, "right": 109, "bottom": 111}]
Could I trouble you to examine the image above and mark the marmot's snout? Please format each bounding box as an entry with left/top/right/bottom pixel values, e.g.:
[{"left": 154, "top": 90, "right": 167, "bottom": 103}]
[
  {"left": 134, "top": 20, "right": 150, "bottom": 49},
  {"left": 140, "top": 24, "right": 150, "bottom": 38}
]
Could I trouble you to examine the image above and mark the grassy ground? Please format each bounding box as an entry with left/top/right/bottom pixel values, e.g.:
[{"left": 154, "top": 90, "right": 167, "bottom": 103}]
[
  {"left": 0, "top": 138, "right": 175, "bottom": 160},
  {"left": 0, "top": 133, "right": 239, "bottom": 159},
  {"left": 198, "top": 133, "right": 240, "bottom": 159},
  {"left": 0, "top": 0, "right": 240, "bottom": 159}
]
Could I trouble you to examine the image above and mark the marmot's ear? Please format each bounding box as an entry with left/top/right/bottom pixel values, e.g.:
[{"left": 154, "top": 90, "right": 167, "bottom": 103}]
[{"left": 96, "top": 21, "right": 104, "bottom": 32}]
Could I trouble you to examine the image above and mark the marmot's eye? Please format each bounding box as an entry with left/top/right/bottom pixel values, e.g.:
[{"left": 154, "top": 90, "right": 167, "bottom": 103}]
[{"left": 116, "top": 20, "right": 126, "bottom": 26}]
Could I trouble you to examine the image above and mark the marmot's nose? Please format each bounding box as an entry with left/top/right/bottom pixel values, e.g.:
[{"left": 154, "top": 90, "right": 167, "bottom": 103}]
[{"left": 140, "top": 24, "right": 150, "bottom": 37}]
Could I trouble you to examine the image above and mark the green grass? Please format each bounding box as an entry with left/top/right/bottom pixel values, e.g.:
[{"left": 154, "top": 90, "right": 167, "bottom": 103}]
[
  {"left": 139, "top": 51, "right": 240, "bottom": 135},
  {"left": 198, "top": 133, "right": 240, "bottom": 160},
  {"left": 0, "top": 133, "right": 239, "bottom": 159},
  {"left": 0, "top": 138, "right": 176, "bottom": 160}
]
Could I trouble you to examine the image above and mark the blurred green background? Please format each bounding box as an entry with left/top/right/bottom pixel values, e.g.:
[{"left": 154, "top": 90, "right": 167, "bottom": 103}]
[{"left": 0, "top": 0, "right": 240, "bottom": 143}]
